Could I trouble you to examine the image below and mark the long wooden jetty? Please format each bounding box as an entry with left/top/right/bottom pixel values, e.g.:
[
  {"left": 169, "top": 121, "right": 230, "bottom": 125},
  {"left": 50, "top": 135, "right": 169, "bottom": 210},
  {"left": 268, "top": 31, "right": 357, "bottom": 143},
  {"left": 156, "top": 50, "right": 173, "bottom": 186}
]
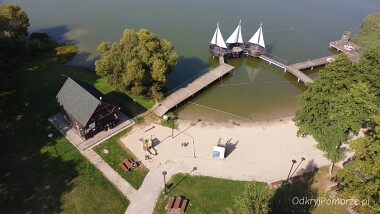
[
  {"left": 151, "top": 57, "right": 234, "bottom": 116},
  {"left": 259, "top": 55, "right": 314, "bottom": 83},
  {"left": 150, "top": 32, "right": 361, "bottom": 117},
  {"left": 260, "top": 39, "right": 361, "bottom": 83}
]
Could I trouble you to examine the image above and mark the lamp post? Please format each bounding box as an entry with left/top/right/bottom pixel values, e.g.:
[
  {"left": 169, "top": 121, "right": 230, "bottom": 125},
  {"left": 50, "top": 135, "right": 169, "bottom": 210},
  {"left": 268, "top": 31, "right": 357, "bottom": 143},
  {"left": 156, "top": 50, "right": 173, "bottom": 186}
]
[
  {"left": 48, "top": 133, "right": 58, "bottom": 156},
  {"left": 287, "top": 159, "right": 297, "bottom": 182},
  {"left": 162, "top": 171, "right": 167, "bottom": 194},
  {"left": 171, "top": 115, "right": 176, "bottom": 138}
]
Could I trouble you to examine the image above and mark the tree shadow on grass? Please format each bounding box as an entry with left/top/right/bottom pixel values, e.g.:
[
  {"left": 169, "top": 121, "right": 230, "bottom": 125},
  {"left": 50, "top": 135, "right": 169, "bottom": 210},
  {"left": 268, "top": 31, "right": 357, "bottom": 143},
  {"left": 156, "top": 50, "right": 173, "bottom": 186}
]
[
  {"left": 0, "top": 51, "right": 106, "bottom": 213},
  {"left": 0, "top": 68, "right": 80, "bottom": 212},
  {"left": 105, "top": 91, "right": 147, "bottom": 118},
  {"left": 269, "top": 160, "right": 319, "bottom": 214},
  {"left": 167, "top": 167, "right": 197, "bottom": 194}
]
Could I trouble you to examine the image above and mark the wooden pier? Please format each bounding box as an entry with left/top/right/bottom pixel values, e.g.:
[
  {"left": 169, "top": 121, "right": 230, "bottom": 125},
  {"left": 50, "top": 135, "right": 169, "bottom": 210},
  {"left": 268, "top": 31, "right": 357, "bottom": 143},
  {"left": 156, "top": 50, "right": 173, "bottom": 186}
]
[
  {"left": 289, "top": 55, "right": 337, "bottom": 70},
  {"left": 151, "top": 58, "right": 234, "bottom": 116},
  {"left": 150, "top": 33, "right": 361, "bottom": 117},
  {"left": 259, "top": 40, "right": 361, "bottom": 83},
  {"left": 259, "top": 55, "right": 314, "bottom": 83}
]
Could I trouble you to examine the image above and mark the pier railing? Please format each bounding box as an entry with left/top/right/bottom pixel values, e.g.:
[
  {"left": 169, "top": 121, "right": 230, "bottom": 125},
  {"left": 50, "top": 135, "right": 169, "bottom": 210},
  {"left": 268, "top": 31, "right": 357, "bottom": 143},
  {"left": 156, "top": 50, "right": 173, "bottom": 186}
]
[{"left": 266, "top": 52, "right": 288, "bottom": 65}]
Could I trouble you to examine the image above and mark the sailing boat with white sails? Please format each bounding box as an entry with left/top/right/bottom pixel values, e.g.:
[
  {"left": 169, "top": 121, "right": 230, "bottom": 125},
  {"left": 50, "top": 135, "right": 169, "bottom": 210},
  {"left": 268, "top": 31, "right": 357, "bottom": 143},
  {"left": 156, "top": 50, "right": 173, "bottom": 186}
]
[
  {"left": 226, "top": 20, "right": 244, "bottom": 57},
  {"left": 209, "top": 22, "right": 228, "bottom": 57},
  {"left": 246, "top": 22, "right": 267, "bottom": 57}
]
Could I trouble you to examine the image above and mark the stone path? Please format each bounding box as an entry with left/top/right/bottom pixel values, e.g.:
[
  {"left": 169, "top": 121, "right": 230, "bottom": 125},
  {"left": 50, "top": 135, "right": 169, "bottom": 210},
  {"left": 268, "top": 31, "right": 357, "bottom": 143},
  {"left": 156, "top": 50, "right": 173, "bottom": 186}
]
[
  {"left": 125, "top": 164, "right": 189, "bottom": 214},
  {"left": 81, "top": 149, "right": 137, "bottom": 199}
]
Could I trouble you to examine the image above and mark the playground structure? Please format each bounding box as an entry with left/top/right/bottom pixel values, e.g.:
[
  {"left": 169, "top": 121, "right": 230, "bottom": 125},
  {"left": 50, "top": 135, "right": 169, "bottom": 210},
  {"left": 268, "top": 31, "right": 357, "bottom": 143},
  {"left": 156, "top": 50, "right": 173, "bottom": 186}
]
[
  {"left": 140, "top": 138, "right": 152, "bottom": 151},
  {"left": 139, "top": 136, "right": 157, "bottom": 156}
]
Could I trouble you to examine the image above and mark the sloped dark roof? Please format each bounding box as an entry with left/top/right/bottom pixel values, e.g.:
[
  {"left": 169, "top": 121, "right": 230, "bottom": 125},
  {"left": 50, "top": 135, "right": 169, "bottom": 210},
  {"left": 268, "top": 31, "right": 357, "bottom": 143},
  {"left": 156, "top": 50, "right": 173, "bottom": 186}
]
[{"left": 56, "top": 77, "right": 117, "bottom": 126}]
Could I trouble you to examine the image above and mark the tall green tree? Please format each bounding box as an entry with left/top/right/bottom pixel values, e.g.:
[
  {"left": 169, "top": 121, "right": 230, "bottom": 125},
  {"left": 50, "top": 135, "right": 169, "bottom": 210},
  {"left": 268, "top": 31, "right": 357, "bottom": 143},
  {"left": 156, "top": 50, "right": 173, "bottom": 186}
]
[
  {"left": 0, "top": 4, "right": 29, "bottom": 60},
  {"left": 224, "top": 182, "right": 271, "bottom": 214},
  {"left": 337, "top": 116, "right": 380, "bottom": 214},
  {"left": 294, "top": 53, "right": 379, "bottom": 174},
  {"left": 353, "top": 45, "right": 380, "bottom": 97},
  {"left": 95, "top": 29, "right": 177, "bottom": 100}
]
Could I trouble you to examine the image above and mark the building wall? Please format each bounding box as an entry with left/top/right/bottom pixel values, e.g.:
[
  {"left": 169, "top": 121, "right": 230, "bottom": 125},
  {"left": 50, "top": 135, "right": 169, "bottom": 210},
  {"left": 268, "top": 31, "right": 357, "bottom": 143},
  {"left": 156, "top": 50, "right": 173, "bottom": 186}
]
[
  {"left": 62, "top": 109, "right": 86, "bottom": 138},
  {"left": 62, "top": 103, "right": 120, "bottom": 140},
  {"left": 82, "top": 104, "right": 119, "bottom": 139}
]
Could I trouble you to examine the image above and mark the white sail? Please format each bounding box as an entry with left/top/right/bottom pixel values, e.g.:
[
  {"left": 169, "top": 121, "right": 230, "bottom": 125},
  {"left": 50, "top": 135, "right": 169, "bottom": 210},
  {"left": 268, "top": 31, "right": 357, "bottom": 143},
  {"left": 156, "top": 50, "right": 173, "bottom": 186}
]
[
  {"left": 226, "top": 20, "right": 243, "bottom": 44},
  {"left": 258, "top": 26, "right": 265, "bottom": 48},
  {"left": 210, "top": 22, "right": 227, "bottom": 49},
  {"left": 248, "top": 23, "right": 265, "bottom": 48}
]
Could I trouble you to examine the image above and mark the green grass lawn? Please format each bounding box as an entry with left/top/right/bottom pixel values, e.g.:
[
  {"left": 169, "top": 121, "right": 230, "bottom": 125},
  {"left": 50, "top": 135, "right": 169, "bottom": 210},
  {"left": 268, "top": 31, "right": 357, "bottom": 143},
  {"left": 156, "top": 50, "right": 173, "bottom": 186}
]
[
  {"left": 0, "top": 53, "right": 137, "bottom": 213},
  {"left": 153, "top": 166, "right": 349, "bottom": 214},
  {"left": 93, "top": 128, "right": 149, "bottom": 189},
  {"left": 153, "top": 173, "right": 250, "bottom": 214}
]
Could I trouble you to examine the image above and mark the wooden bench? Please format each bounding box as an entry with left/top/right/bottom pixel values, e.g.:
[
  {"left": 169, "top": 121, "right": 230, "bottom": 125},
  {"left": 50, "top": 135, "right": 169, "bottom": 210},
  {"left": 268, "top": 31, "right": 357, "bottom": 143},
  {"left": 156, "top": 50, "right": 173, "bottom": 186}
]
[
  {"left": 289, "top": 175, "right": 302, "bottom": 183},
  {"left": 179, "top": 199, "right": 188, "bottom": 213},
  {"left": 166, "top": 197, "right": 175, "bottom": 210},
  {"left": 172, "top": 197, "right": 182, "bottom": 211},
  {"left": 123, "top": 159, "right": 132, "bottom": 169},
  {"left": 270, "top": 180, "right": 283, "bottom": 189},
  {"left": 119, "top": 163, "right": 128, "bottom": 173}
]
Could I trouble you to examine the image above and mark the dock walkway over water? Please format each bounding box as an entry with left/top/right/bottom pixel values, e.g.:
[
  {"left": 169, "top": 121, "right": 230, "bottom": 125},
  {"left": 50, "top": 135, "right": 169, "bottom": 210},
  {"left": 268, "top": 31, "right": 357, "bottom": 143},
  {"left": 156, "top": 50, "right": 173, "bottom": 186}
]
[
  {"left": 150, "top": 34, "right": 361, "bottom": 117},
  {"left": 259, "top": 55, "right": 314, "bottom": 83},
  {"left": 151, "top": 57, "right": 234, "bottom": 116},
  {"left": 259, "top": 40, "right": 361, "bottom": 83}
]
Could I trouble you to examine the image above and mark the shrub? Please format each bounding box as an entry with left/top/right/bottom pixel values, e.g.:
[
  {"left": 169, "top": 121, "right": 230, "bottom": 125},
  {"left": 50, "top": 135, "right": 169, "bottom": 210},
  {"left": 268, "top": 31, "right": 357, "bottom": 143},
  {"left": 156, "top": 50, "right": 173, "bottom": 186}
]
[{"left": 55, "top": 43, "right": 77, "bottom": 60}]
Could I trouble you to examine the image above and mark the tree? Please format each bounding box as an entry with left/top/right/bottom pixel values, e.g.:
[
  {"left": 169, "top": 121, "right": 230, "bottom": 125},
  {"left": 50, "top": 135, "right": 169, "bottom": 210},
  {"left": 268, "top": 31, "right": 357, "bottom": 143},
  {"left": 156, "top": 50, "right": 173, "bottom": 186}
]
[
  {"left": 27, "top": 32, "right": 58, "bottom": 53},
  {"left": 0, "top": 4, "right": 30, "bottom": 60},
  {"left": 95, "top": 29, "right": 178, "bottom": 100},
  {"left": 224, "top": 182, "right": 271, "bottom": 214},
  {"left": 294, "top": 53, "right": 379, "bottom": 174},
  {"left": 353, "top": 45, "right": 380, "bottom": 97},
  {"left": 337, "top": 116, "right": 380, "bottom": 214}
]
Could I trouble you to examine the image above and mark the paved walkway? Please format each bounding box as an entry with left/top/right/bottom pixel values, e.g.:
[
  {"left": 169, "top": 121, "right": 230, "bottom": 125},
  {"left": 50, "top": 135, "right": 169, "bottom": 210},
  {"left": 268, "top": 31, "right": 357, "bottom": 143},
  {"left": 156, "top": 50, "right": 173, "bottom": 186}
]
[
  {"left": 125, "top": 163, "right": 192, "bottom": 214},
  {"left": 81, "top": 149, "right": 136, "bottom": 199}
]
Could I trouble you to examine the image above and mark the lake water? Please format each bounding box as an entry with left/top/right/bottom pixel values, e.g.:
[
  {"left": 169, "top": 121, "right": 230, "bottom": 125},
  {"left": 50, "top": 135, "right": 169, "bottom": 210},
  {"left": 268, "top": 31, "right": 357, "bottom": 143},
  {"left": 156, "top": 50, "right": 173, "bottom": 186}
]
[{"left": 6, "top": 0, "right": 379, "bottom": 122}]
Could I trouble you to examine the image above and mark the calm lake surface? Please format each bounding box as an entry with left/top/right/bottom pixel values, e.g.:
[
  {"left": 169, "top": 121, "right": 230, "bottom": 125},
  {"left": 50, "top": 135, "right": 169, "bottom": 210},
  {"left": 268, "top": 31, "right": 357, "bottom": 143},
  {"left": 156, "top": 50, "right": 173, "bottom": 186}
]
[{"left": 6, "top": 0, "right": 379, "bottom": 122}]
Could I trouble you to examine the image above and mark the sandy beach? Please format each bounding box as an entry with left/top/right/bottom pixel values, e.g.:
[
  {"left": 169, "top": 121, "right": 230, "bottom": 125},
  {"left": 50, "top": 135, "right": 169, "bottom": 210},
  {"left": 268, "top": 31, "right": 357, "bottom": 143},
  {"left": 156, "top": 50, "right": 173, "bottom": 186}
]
[{"left": 121, "top": 117, "right": 331, "bottom": 183}]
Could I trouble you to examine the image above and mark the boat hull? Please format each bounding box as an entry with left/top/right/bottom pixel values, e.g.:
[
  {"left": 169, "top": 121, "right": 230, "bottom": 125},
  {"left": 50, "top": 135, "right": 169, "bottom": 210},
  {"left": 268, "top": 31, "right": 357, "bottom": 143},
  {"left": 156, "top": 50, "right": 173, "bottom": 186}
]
[
  {"left": 209, "top": 45, "right": 227, "bottom": 57},
  {"left": 246, "top": 43, "right": 267, "bottom": 57}
]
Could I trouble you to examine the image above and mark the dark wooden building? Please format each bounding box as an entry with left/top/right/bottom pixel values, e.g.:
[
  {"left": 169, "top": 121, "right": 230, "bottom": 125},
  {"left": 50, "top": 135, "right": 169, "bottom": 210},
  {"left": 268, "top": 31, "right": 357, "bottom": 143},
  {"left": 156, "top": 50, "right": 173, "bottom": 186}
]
[{"left": 56, "top": 77, "right": 120, "bottom": 140}]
